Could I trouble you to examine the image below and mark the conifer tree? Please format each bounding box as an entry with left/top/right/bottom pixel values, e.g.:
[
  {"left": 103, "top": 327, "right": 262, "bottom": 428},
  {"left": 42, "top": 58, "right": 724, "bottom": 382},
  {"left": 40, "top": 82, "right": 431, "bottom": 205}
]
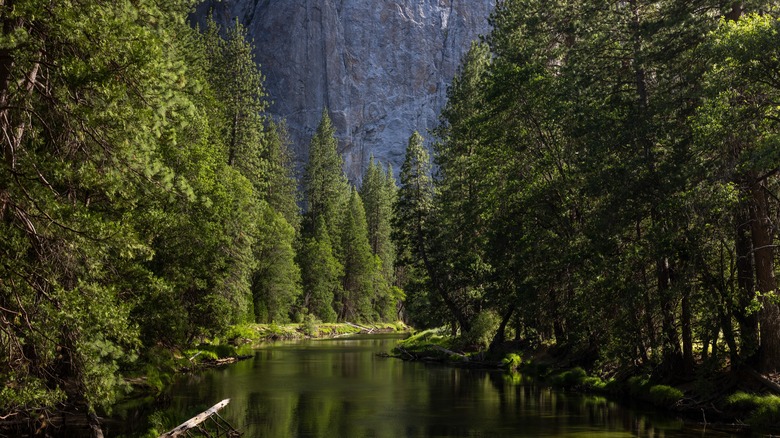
[
  {"left": 298, "top": 109, "right": 350, "bottom": 318},
  {"left": 299, "top": 217, "right": 341, "bottom": 322},
  {"left": 360, "top": 158, "right": 399, "bottom": 320},
  {"left": 338, "top": 189, "right": 377, "bottom": 321},
  {"left": 394, "top": 132, "right": 470, "bottom": 331},
  {"left": 263, "top": 121, "right": 301, "bottom": 230},
  {"left": 203, "top": 16, "right": 268, "bottom": 183},
  {"left": 253, "top": 204, "right": 302, "bottom": 323},
  {"left": 303, "top": 109, "right": 350, "bottom": 239}
]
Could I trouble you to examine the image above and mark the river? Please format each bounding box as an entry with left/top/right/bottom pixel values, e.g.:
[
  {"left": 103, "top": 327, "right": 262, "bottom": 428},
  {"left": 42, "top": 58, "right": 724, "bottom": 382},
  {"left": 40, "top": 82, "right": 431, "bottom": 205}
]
[{"left": 110, "top": 334, "right": 738, "bottom": 437}]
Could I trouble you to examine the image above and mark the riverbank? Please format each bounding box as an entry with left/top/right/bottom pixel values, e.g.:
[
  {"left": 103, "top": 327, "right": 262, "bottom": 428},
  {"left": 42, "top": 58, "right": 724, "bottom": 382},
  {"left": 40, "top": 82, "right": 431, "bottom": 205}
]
[
  {"left": 128, "top": 321, "right": 410, "bottom": 389},
  {"left": 388, "top": 328, "right": 780, "bottom": 435}
]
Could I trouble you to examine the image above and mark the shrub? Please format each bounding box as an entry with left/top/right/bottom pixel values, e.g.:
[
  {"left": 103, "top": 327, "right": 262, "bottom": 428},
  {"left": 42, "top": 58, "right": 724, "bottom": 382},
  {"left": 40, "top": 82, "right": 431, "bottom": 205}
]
[
  {"left": 460, "top": 311, "right": 501, "bottom": 350},
  {"left": 501, "top": 353, "right": 522, "bottom": 370},
  {"left": 648, "top": 385, "right": 683, "bottom": 407},
  {"left": 302, "top": 314, "right": 320, "bottom": 337},
  {"left": 726, "top": 392, "right": 780, "bottom": 429},
  {"left": 627, "top": 376, "right": 650, "bottom": 397},
  {"left": 582, "top": 376, "right": 609, "bottom": 391},
  {"left": 551, "top": 367, "right": 587, "bottom": 389},
  {"left": 224, "top": 324, "right": 256, "bottom": 345}
]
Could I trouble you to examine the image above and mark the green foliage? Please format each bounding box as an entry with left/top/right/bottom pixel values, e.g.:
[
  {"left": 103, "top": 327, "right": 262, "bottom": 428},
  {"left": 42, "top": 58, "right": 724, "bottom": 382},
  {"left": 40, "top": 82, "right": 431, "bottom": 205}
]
[
  {"left": 393, "top": 328, "right": 452, "bottom": 355},
  {"left": 460, "top": 310, "right": 501, "bottom": 350},
  {"left": 550, "top": 368, "right": 587, "bottom": 390},
  {"left": 725, "top": 392, "right": 780, "bottom": 429},
  {"left": 253, "top": 203, "right": 302, "bottom": 323},
  {"left": 400, "top": 0, "right": 780, "bottom": 382},
  {"left": 0, "top": 0, "right": 304, "bottom": 417},
  {"left": 628, "top": 377, "right": 652, "bottom": 398},
  {"left": 224, "top": 325, "right": 258, "bottom": 345},
  {"left": 360, "top": 157, "right": 399, "bottom": 321},
  {"left": 303, "top": 109, "right": 350, "bottom": 239},
  {"left": 648, "top": 385, "right": 684, "bottom": 408},
  {"left": 338, "top": 189, "right": 379, "bottom": 322},
  {"left": 298, "top": 110, "right": 351, "bottom": 322},
  {"left": 302, "top": 314, "right": 321, "bottom": 337},
  {"left": 298, "top": 217, "right": 341, "bottom": 322},
  {"left": 501, "top": 353, "right": 523, "bottom": 370}
]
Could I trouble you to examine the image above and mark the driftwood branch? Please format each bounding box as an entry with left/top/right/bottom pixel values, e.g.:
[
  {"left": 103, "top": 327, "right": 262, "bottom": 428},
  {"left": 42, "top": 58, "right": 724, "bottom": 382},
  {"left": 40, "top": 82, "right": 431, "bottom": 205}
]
[
  {"left": 160, "top": 399, "right": 230, "bottom": 438},
  {"left": 345, "top": 322, "right": 374, "bottom": 333},
  {"left": 431, "top": 345, "right": 469, "bottom": 361}
]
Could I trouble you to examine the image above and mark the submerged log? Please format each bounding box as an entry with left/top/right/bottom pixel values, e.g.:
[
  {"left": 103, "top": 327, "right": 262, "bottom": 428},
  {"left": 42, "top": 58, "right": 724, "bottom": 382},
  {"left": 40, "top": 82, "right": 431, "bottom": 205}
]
[{"left": 160, "top": 399, "right": 231, "bottom": 437}]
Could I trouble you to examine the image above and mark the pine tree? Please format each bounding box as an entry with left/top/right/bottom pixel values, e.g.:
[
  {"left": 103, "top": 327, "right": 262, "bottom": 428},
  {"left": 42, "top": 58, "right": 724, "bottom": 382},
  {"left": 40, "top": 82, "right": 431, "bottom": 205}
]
[
  {"left": 338, "top": 189, "right": 377, "bottom": 322},
  {"left": 360, "top": 157, "right": 399, "bottom": 320},
  {"left": 394, "top": 132, "right": 471, "bottom": 331},
  {"left": 303, "top": 109, "right": 350, "bottom": 239},
  {"left": 253, "top": 203, "right": 302, "bottom": 323},
  {"left": 263, "top": 120, "right": 301, "bottom": 230},
  {"left": 203, "top": 16, "right": 268, "bottom": 184},
  {"left": 298, "top": 217, "right": 341, "bottom": 322},
  {"left": 298, "top": 109, "right": 350, "bottom": 319}
]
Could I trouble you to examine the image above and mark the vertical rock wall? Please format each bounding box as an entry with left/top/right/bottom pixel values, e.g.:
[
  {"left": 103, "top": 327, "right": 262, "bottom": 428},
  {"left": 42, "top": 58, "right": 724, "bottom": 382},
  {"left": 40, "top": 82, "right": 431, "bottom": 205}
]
[{"left": 197, "top": 0, "right": 495, "bottom": 181}]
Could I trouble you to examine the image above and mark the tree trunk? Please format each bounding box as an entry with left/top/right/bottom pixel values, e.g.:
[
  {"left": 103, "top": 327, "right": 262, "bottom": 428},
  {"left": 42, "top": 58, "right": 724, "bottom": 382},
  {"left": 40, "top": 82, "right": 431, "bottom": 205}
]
[
  {"left": 658, "top": 257, "right": 683, "bottom": 374},
  {"left": 735, "top": 192, "right": 759, "bottom": 364},
  {"left": 681, "top": 287, "right": 694, "bottom": 375},
  {"left": 749, "top": 176, "right": 780, "bottom": 372},
  {"left": 489, "top": 306, "right": 515, "bottom": 353}
]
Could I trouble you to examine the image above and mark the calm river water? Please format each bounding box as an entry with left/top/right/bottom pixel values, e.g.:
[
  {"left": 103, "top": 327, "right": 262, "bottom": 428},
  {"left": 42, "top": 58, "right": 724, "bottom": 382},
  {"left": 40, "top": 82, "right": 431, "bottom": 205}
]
[{"left": 111, "top": 334, "right": 739, "bottom": 437}]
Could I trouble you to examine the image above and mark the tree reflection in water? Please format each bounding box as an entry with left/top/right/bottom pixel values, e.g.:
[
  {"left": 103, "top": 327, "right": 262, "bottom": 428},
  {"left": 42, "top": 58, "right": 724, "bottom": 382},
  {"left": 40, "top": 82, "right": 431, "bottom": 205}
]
[{"left": 111, "top": 335, "right": 736, "bottom": 437}]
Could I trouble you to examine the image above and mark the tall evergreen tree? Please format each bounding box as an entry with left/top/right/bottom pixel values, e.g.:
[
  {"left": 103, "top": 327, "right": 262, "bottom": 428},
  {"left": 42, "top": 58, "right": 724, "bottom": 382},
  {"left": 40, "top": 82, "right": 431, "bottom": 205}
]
[
  {"left": 203, "top": 16, "right": 268, "bottom": 182},
  {"left": 394, "top": 132, "right": 470, "bottom": 331},
  {"left": 338, "top": 189, "right": 377, "bottom": 322},
  {"left": 298, "top": 109, "right": 350, "bottom": 319},
  {"left": 299, "top": 217, "right": 341, "bottom": 322},
  {"left": 302, "top": 109, "right": 350, "bottom": 239},
  {"left": 263, "top": 121, "right": 301, "bottom": 230},
  {"left": 360, "top": 157, "right": 399, "bottom": 320}
]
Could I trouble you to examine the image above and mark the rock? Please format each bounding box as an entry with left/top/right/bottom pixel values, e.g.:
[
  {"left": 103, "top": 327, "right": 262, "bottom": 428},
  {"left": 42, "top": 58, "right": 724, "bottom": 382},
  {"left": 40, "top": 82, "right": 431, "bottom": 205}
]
[{"left": 194, "top": 0, "right": 494, "bottom": 182}]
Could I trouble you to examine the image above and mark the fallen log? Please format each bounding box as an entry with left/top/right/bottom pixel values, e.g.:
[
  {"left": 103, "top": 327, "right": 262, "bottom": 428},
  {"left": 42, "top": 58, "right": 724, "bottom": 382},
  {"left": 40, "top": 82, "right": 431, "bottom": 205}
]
[
  {"left": 160, "top": 399, "right": 231, "bottom": 437},
  {"left": 431, "top": 345, "right": 469, "bottom": 361},
  {"left": 743, "top": 368, "right": 780, "bottom": 395},
  {"left": 345, "top": 322, "right": 374, "bottom": 333}
]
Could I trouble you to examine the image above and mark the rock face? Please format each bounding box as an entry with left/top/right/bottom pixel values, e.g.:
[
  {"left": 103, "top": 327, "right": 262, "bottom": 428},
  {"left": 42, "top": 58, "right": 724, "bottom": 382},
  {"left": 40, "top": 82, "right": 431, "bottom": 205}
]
[{"left": 197, "top": 0, "right": 494, "bottom": 181}]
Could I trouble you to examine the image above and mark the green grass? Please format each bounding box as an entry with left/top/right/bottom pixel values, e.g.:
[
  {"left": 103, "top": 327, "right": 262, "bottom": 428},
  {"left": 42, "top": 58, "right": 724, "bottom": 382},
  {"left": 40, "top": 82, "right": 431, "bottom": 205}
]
[
  {"left": 647, "top": 385, "right": 683, "bottom": 407},
  {"left": 725, "top": 392, "right": 780, "bottom": 429}
]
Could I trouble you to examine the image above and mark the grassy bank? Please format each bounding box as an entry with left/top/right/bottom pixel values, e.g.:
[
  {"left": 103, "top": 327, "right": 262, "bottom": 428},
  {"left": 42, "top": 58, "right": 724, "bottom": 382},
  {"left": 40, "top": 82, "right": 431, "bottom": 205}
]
[{"left": 126, "top": 321, "right": 409, "bottom": 393}]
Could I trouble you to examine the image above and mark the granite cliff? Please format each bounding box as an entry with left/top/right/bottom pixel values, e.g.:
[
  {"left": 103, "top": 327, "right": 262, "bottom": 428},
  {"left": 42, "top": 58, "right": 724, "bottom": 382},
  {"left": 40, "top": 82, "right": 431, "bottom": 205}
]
[{"left": 196, "top": 0, "right": 495, "bottom": 181}]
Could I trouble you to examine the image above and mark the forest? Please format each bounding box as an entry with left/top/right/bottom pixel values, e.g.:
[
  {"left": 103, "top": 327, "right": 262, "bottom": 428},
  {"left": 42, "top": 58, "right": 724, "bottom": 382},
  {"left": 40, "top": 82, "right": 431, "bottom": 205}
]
[{"left": 3, "top": 0, "right": 780, "bottom": 431}]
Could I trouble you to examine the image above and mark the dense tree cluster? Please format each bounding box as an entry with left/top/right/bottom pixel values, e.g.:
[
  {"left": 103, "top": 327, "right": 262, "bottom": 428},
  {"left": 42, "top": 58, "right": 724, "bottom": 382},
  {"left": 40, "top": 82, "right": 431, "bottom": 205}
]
[
  {"left": 298, "top": 111, "right": 399, "bottom": 323},
  {"left": 0, "top": 1, "right": 398, "bottom": 422},
  {"left": 394, "top": 0, "right": 780, "bottom": 377}
]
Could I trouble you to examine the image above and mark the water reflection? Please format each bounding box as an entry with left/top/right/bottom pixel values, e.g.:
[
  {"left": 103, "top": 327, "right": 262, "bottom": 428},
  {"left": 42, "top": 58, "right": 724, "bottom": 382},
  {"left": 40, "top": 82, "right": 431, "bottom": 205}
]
[{"left": 111, "top": 335, "right": 737, "bottom": 437}]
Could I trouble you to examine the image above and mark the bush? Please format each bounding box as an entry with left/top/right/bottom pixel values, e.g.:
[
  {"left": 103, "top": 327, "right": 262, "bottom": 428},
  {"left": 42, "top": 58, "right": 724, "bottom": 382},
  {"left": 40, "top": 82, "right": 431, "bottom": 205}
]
[
  {"left": 268, "top": 321, "right": 282, "bottom": 335},
  {"left": 551, "top": 367, "right": 587, "bottom": 389},
  {"left": 726, "top": 392, "right": 780, "bottom": 429},
  {"left": 648, "top": 385, "right": 683, "bottom": 407},
  {"left": 302, "top": 314, "right": 320, "bottom": 337},
  {"left": 460, "top": 311, "right": 501, "bottom": 350},
  {"left": 582, "top": 376, "right": 609, "bottom": 391},
  {"left": 628, "top": 376, "right": 650, "bottom": 397},
  {"left": 224, "top": 324, "right": 256, "bottom": 345},
  {"left": 501, "top": 353, "right": 522, "bottom": 370}
]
